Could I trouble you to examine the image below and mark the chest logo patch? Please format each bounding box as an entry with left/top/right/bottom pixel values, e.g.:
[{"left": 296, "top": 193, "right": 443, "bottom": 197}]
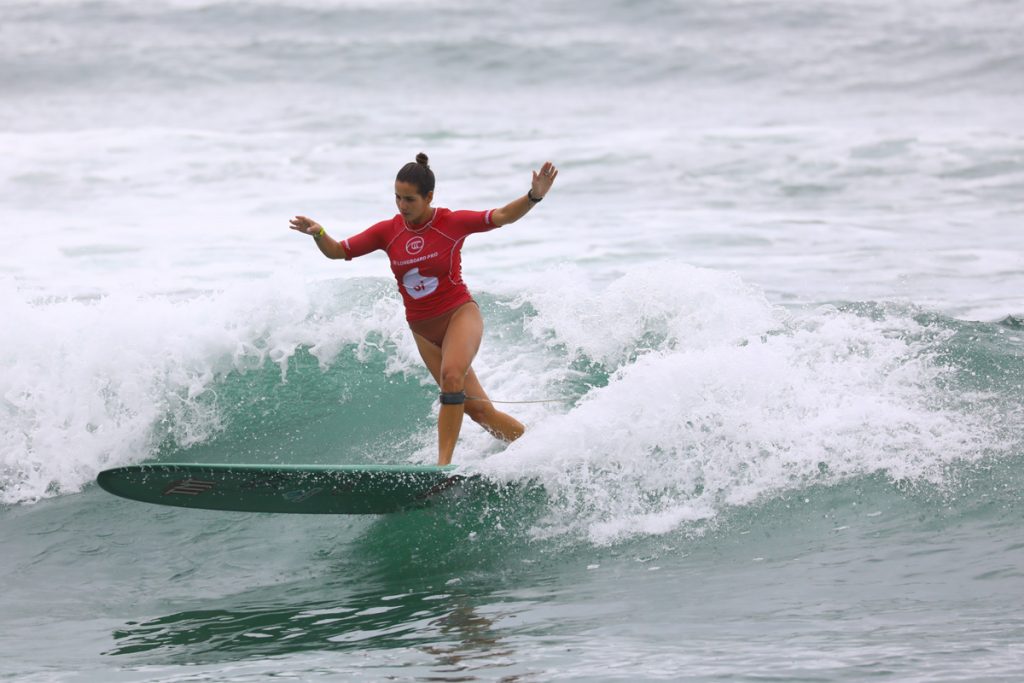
[
  {"left": 405, "top": 236, "right": 425, "bottom": 255},
  {"left": 402, "top": 268, "right": 438, "bottom": 299}
]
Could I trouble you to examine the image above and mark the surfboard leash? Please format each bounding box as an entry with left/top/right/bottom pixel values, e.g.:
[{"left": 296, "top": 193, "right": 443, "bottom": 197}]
[{"left": 464, "top": 395, "right": 573, "bottom": 405}]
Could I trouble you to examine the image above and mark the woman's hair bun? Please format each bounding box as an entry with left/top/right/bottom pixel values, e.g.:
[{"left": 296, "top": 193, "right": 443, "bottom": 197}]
[{"left": 396, "top": 153, "right": 436, "bottom": 196}]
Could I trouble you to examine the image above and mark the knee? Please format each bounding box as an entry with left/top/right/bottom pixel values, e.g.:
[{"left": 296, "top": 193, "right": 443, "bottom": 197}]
[
  {"left": 439, "top": 365, "right": 467, "bottom": 393},
  {"left": 465, "top": 400, "right": 490, "bottom": 423}
]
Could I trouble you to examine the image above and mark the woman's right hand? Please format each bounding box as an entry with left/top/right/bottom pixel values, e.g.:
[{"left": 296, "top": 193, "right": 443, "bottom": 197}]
[{"left": 289, "top": 215, "right": 323, "bottom": 236}]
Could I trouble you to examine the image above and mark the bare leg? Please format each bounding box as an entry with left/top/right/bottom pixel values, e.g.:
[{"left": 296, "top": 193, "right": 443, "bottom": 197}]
[
  {"left": 463, "top": 379, "right": 526, "bottom": 442},
  {"left": 411, "top": 305, "right": 525, "bottom": 464},
  {"left": 414, "top": 334, "right": 526, "bottom": 443}
]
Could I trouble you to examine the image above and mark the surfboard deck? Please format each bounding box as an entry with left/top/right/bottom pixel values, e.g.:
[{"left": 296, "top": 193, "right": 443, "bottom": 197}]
[{"left": 96, "top": 463, "right": 476, "bottom": 514}]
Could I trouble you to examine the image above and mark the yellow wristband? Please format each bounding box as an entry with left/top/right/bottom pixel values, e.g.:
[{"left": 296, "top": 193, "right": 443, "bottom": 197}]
[{"left": 313, "top": 227, "right": 325, "bottom": 240}]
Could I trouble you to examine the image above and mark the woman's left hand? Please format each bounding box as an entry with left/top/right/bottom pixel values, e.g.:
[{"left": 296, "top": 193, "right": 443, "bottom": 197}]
[{"left": 531, "top": 161, "right": 559, "bottom": 199}]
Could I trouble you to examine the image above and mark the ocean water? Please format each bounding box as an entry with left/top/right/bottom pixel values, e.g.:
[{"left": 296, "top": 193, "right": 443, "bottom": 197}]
[{"left": 2, "top": 0, "right": 1023, "bottom": 680}]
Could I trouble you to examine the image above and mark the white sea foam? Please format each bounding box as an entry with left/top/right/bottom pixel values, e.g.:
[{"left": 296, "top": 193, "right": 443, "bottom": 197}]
[
  {"left": 478, "top": 264, "right": 1003, "bottom": 545},
  {"left": 1, "top": 0, "right": 1020, "bottom": 511},
  {"left": 0, "top": 258, "right": 1008, "bottom": 526},
  {"left": 0, "top": 275, "right": 412, "bottom": 504}
]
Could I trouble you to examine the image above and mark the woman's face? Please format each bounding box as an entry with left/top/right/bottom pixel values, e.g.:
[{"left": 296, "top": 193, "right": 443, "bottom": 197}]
[{"left": 395, "top": 181, "right": 433, "bottom": 224}]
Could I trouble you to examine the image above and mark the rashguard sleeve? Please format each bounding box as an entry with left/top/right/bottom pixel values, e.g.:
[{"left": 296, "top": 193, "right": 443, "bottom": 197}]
[
  {"left": 447, "top": 209, "right": 499, "bottom": 236},
  {"left": 342, "top": 220, "right": 390, "bottom": 260}
]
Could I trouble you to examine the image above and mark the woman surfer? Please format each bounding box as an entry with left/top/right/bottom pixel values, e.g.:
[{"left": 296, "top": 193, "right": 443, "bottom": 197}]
[{"left": 289, "top": 154, "right": 558, "bottom": 465}]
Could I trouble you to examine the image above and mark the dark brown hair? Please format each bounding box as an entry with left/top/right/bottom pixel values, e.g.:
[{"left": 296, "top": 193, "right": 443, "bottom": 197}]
[{"left": 396, "top": 152, "right": 435, "bottom": 197}]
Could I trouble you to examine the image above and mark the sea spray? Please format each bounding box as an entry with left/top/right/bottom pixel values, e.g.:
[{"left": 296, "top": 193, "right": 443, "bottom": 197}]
[
  {"left": 481, "top": 265, "right": 1014, "bottom": 545},
  {"left": 3, "top": 263, "right": 1019, "bottom": 538},
  {"left": 0, "top": 276, "right": 410, "bottom": 504}
]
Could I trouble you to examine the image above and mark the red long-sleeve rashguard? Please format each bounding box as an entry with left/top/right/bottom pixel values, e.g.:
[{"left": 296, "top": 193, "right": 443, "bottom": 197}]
[{"left": 342, "top": 208, "right": 498, "bottom": 322}]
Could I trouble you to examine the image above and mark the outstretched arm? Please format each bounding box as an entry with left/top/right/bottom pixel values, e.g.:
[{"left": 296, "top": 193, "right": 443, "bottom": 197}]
[
  {"left": 289, "top": 215, "right": 348, "bottom": 259},
  {"left": 491, "top": 161, "right": 558, "bottom": 227}
]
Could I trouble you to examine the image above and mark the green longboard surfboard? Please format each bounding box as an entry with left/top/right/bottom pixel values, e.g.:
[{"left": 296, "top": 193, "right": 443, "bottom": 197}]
[{"left": 96, "top": 463, "right": 473, "bottom": 514}]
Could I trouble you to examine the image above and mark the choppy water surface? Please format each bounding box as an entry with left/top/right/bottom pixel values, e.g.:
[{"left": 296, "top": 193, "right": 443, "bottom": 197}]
[{"left": 2, "top": 0, "right": 1022, "bottom": 680}]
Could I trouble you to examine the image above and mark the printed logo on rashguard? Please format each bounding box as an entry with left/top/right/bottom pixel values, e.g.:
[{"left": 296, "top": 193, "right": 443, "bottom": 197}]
[
  {"left": 405, "top": 236, "right": 425, "bottom": 255},
  {"left": 402, "top": 268, "right": 438, "bottom": 299}
]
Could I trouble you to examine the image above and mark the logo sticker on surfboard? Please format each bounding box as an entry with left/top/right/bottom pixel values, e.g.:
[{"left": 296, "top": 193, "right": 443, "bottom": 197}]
[
  {"left": 282, "top": 488, "right": 323, "bottom": 503},
  {"left": 163, "top": 478, "right": 215, "bottom": 496}
]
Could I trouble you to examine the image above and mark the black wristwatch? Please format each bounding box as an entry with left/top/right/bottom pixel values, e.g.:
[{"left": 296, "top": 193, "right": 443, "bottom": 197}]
[{"left": 527, "top": 188, "right": 543, "bottom": 203}]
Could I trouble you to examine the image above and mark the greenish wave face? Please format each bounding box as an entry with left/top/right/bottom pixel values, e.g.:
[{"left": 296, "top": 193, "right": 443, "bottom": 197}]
[
  {"left": 3, "top": 273, "right": 1022, "bottom": 544},
  {"left": 122, "top": 291, "right": 1024, "bottom": 551},
  {"left": 153, "top": 347, "right": 439, "bottom": 467}
]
